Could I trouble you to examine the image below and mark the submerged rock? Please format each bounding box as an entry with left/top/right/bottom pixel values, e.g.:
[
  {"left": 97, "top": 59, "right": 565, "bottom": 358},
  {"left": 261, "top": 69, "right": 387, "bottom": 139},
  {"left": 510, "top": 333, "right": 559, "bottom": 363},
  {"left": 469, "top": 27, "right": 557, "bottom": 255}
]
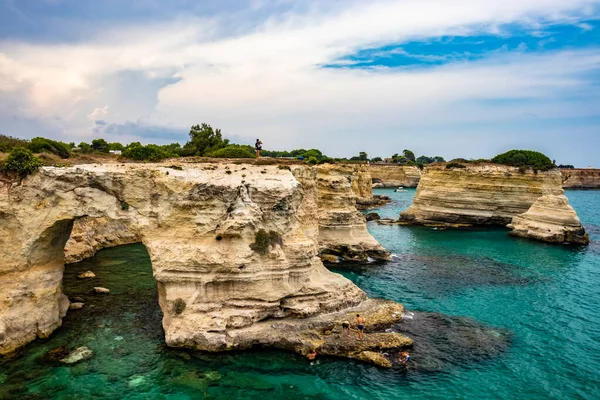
[
  {"left": 93, "top": 287, "right": 110, "bottom": 294},
  {"left": 77, "top": 271, "right": 96, "bottom": 279},
  {"left": 508, "top": 195, "right": 589, "bottom": 245},
  {"left": 59, "top": 347, "right": 93, "bottom": 364},
  {"left": 69, "top": 302, "right": 85, "bottom": 310}
]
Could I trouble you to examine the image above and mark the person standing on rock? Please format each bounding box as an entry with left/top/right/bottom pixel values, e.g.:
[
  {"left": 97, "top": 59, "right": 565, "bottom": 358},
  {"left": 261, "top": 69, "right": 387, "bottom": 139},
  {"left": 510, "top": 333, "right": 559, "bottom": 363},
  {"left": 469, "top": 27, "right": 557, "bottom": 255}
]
[
  {"left": 255, "top": 139, "right": 262, "bottom": 158},
  {"left": 356, "top": 314, "right": 366, "bottom": 341},
  {"left": 342, "top": 320, "right": 351, "bottom": 338}
]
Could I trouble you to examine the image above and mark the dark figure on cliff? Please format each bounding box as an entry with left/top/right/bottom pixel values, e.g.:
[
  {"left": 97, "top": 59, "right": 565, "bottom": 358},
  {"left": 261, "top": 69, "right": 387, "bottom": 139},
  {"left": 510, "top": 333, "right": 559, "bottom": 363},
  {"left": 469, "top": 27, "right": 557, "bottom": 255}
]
[
  {"left": 307, "top": 349, "right": 317, "bottom": 360},
  {"left": 255, "top": 139, "right": 262, "bottom": 158},
  {"left": 342, "top": 320, "right": 351, "bottom": 337},
  {"left": 356, "top": 314, "right": 366, "bottom": 341}
]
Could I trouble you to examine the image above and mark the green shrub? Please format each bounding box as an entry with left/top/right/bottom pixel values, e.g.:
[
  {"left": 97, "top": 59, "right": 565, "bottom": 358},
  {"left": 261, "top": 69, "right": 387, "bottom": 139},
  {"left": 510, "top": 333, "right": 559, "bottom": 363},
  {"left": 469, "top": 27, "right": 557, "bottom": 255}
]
[
  {"left": 209, "top": 145, "right": 255, "bottom": 158},
  {"left": 492, "top": 150, "right": 554, "bottom": 171},
  {"left": 306, "top": 156, "right": 318, "bottom": 165},
  {"left": 120, "top": 201, "right": 130, "bottom": 211},
  {"left": 446, "top": 162, "right": 466, "bottom": 169},
  {"left": 2, "top": 147, "right": 44, "bottom": 178},
  {"left": 172, "top": 298, "right": 186, "bottom": 315},
  {"left": 121, "top": 144, "right": 170, "bottom": 161},
  {"left": 28, "top": 137, "right": 71, "bottom": 159}
]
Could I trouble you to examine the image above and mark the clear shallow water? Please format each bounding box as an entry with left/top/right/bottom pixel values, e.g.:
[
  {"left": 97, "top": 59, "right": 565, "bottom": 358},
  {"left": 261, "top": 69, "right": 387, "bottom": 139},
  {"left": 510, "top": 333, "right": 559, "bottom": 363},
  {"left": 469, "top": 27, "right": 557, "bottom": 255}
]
[{"left": 1, "top": 190, "right": 599, "bottom": 399}]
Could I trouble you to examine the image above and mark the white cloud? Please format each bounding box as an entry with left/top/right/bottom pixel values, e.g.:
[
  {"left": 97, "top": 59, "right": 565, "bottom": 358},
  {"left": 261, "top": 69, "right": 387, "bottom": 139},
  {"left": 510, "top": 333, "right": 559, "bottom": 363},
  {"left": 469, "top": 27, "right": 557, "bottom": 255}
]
[{"left": 0, "top": 0, "right": 599, "bottom": 162}]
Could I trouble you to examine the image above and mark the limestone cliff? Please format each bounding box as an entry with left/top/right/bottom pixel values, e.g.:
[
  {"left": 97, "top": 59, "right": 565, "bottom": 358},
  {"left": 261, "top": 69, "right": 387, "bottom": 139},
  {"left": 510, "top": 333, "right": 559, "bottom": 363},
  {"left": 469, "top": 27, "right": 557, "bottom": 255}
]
[
  {"left": 313, "top": 165, "right": 391, "bottom": 262},
  {"left": 399, "top": 164, "right": 564, "bottom": 226},
  {"left": 561, "top": 169, "right": 600, "bottom": 189},
  {"left": 0, "top": 164, "right": 405, "bottom": 364},
  {"left": 64, "top": 216, "right": 140, "bottom": 264},
  {"left": 508, "top": 195, "right": 589, "bottom": 245},
  {"left": 370, "top": 165, "right": 421, "bottom": 188}
]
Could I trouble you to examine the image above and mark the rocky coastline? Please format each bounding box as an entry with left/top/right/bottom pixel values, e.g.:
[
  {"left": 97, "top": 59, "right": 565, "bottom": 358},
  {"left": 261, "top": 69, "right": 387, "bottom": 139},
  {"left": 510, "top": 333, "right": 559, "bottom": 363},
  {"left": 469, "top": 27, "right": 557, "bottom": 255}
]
[{"left": 0, "top": 163, "right": 404, "bottom": 366}]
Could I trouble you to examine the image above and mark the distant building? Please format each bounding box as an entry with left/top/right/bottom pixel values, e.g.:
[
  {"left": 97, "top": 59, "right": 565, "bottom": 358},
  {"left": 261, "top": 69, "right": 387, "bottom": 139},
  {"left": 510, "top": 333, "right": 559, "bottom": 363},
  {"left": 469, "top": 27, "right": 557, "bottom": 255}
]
[{"left": 109, "top": 150, "right": 122, "bottom": 155}]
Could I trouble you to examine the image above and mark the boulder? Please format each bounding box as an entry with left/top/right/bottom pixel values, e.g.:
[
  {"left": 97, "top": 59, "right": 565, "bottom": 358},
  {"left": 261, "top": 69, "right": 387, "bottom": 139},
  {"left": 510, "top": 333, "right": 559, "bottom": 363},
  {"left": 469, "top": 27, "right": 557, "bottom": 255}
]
[
  {"left": 77, "top": 271, "right": 96, "bottom": 279},
  {"left": 60, "top": 347, "right": 93, "bottom": 364},
  {"left": 365, "top": 213, "right": 381, "bottom": 222},
  {"left": 69, "top": 303, "right": 85, "bottom": 310},
  {"left": 93, "top": 287, "right": 110, "bottom": 294}
]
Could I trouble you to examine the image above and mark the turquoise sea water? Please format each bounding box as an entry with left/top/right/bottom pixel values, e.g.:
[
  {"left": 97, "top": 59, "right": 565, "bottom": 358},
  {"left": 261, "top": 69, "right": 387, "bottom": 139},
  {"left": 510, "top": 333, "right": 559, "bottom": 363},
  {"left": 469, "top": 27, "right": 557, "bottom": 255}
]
[{"left": 1, "top": 189, "right": 599, "bottom": 399}]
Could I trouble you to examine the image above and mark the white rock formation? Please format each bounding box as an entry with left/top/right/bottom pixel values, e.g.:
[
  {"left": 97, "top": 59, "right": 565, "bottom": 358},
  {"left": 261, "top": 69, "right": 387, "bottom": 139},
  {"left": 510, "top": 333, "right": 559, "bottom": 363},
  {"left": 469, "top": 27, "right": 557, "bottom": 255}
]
[
  {"left": 0, "top": 163, "right": 405, "bottom": 364},
  {"left": 508, "top": 195, "right": 589, "bottom": 245}
]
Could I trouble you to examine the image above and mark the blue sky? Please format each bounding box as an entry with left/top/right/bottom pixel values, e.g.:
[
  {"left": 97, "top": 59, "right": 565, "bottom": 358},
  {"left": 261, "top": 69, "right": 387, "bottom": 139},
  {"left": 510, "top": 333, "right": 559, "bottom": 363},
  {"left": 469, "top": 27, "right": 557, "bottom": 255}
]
[{"left": 1, "top": 0, "right": 599, "bottom": 166}]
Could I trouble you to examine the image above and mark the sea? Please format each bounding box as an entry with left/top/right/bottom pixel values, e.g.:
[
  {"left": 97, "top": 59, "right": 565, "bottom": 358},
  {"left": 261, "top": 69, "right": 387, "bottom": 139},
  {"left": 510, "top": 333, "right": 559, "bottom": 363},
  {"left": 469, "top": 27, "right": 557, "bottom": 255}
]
[{"left": 1, "top": 188, "right": 598, "bottom": 399}]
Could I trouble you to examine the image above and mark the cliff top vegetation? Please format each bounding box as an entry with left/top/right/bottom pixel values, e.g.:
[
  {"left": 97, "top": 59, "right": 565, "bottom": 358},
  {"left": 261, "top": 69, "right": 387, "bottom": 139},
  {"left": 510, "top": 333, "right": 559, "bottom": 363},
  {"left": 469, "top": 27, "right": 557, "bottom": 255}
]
[{"left": 492, "top": 150, "right": 555, "bottom": 171}]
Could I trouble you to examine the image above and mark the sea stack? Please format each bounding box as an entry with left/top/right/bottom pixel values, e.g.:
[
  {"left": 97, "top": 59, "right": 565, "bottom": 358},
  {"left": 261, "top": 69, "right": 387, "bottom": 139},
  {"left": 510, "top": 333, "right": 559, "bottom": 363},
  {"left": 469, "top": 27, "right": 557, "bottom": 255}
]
[{"left": 508, "top": 195, "right": 589, "bottom": 245}]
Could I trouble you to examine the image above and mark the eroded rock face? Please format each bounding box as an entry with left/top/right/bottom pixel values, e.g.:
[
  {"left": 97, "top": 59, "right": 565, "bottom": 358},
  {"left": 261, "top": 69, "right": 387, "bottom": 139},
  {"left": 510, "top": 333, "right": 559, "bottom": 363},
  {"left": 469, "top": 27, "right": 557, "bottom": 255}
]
[
  {"left": 369, "top": 165, "right": 421, "bottom": 188},
  {"left": 508, "top": 195, "right": 589, "bottom": 245},
  {"left": 65, "top": 216, "right": 140, "bottom": 264},
  {"left": 399, "top": 164, "right": 565, "bottom": 227},
  {"left": 0, "top": 163, "right": 400, "bottom": 363},
  {"left": 312, "top": 165, "right": 391, "bottom": 262},
  {"left": 561, "top": 169, "right": 600, "bottom": 189}
]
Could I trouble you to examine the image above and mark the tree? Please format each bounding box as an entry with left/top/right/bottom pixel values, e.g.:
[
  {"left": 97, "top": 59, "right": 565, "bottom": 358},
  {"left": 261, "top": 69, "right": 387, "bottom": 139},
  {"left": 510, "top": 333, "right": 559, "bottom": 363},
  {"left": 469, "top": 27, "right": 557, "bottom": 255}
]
[
  {"left": 492, "top": 150, "right": 555, "bottom": 171},
  {"left": 91, "top": 138, "right": 109, "bottom": 153},
  {"left": 108, "top": 142, "right": 125, "bottom": 151},
  {"left": 433, "top": 156, "right": 445, "bottom": 163},
  {"left": 359, "top": 152, "right": 368, "bottom": 161},
  {"left": 403, "top": 149, "right": 415, "bottom": 162},
  {"left": 183, "top": 123, "right": 229, "bottom": 156},
  {"left": 78, "top": 142, "right": 93, "bottom": 154},
  {"left": 371, "top": 157, "right": 383, "bottom": 162}
]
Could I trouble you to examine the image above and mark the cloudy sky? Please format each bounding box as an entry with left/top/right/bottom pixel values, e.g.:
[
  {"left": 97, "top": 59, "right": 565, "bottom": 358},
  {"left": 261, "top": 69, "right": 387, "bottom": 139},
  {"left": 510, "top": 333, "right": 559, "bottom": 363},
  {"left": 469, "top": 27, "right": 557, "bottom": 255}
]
[{"left": 1, "top": 0, "right": 599, "bottom": 166}]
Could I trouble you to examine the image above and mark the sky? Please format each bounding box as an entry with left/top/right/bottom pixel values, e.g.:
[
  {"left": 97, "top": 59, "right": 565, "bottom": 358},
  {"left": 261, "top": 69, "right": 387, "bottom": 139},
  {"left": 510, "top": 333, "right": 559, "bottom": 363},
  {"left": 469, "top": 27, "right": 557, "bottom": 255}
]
[{"left": 1, "top": 0, "right": 599, "bottom": 166}]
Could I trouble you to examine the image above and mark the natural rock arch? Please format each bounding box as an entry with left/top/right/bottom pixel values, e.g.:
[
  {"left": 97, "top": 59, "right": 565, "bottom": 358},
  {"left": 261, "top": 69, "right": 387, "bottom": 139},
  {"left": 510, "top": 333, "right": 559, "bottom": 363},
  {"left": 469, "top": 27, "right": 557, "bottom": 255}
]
[{"left": 1, "top": 164, "right": 406, "bottom": 363}]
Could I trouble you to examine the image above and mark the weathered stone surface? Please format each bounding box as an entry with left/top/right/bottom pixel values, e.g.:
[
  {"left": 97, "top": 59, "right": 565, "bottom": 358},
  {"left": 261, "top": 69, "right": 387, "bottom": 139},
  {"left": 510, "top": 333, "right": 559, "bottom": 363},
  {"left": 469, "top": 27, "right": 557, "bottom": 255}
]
[
  {"left": 0, "top": 163, "right": 399, "bottom": 364},
  {"left": 369, "top": 165, "right": 421, "bottom": 188},
  {"left": 508, "top": 195, "right": 589, "bottom": 245},
  {"left": 561, "top": 168, "right": 600, "bottom": 189},
  {"left": 310, "top": 164, "right": 391, "bottom": 262},
  {"left": 65, "top": 216, "right": 141, "bottom": 264},
  {"left": 77, "top": 270, "right": 96, "bottom": 279},
  {"left": 69, "top": 302, "right": 85, "bottom": 310},
  {"left": 93, "top": 287, "right": 110, "bottom": 294},
  {"left": 60, "top": 346, "right": 93, "bottom": 364},
  {"left": 400, "top": 164, "right": 565, "bottom": 227}
]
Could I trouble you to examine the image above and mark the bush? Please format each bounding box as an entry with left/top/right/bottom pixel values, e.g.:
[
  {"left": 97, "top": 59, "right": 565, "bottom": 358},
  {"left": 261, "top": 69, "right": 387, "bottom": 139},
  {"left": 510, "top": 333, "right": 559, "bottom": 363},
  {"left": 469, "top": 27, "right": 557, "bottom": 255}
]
[
  {"left": 2, "top": 147, "right": 44, "bottom": 178},
  {"left": 0, "top": 134, "right": 29, "bottom": 153},
  {"left": 172, "top": 298, "right": 186, "bottom": 315},
  {"left": 28, "top": 137, "right": 71, "bottom": 159},
  {"left": 446, "top": 162, "right": 466, "bottom": 169},
  {"left": 209, "top": 145, "right": 255, "bottom": 158},
  {"left": 121, "top": 144, "right": 171, "bottom": 161},
  {"left": 492, "top": 150, "right": 554, "bottom": 171},
  {"left": 306, "top": 156, "right": 319, "bottom": 165}
]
